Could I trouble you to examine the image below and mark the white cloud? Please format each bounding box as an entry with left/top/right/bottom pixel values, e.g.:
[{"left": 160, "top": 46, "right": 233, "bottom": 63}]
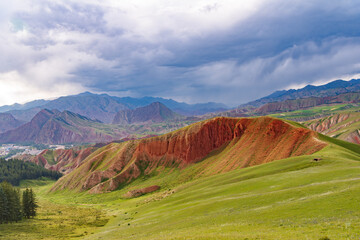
[
  {"left": 101, "top": 0, "right": 265, "bottom": 41},
  {"left": 0, "top": 71, "right": 86, "bottom": 105}
]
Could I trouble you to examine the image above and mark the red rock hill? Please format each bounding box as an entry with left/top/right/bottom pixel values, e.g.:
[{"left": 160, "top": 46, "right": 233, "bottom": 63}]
[{"left": 52, "top": 117, "right": 327, "bottom": 193}]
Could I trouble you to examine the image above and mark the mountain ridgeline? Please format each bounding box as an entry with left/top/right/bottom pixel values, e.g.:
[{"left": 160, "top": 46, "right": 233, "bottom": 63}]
[{"left": 1, "top": 92, "right": 227, "bottom": 123}]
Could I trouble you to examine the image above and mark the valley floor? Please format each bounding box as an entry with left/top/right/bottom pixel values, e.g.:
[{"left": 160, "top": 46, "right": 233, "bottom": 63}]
[{"left": 1, "top": 141, "right": 360, "bottom": 240}]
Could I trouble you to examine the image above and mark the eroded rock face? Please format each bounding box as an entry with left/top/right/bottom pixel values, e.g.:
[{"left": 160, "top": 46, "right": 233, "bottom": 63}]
[
  {"left": 52, "top": 117, "right": 327, "bottom": 193},
  {"left": 307, "top": 113, "right": 351, "bottom": 133},
  {"left": 135, "top": 117, "right": 239, "bottom": 164},
  {"left": 304, "top": 113, "right": 360, "bottom": 144}
]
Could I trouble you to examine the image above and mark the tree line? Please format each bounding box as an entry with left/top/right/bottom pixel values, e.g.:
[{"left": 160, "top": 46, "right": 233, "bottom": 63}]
[
  {"left": 0, "top": 182, "right": 38, "bottom": 224},
  {"left": 0, "top": 158, "right": 62, "bottom": 186}
]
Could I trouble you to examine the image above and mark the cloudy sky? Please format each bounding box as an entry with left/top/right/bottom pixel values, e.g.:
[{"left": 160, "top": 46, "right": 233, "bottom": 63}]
[{"left": 1, "top": 0, "right": 360, "bottom": 106}]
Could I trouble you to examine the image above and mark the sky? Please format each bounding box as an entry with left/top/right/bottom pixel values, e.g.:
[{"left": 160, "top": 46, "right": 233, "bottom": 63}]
[{"left": 1, "top": 0, "right": 360, "bottom": 107}]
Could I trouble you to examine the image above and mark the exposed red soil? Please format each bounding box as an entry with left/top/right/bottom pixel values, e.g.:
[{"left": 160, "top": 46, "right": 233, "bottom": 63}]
[{"left": 52, "top": 117, "right": 327, "bottom": 193}]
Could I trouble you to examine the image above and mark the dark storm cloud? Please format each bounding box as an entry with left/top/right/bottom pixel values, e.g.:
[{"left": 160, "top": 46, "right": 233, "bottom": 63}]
[
  {"left": 163, "top": 0, "right": 360, "bottom": 67},
  {"left": 1, "top": 0, "right": 360, "bottom": 106}
]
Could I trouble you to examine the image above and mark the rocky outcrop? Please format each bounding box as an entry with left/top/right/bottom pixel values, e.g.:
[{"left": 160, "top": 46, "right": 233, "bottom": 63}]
[
  {"left": 112, "top": 102, "right": 181, "bottom": 124},
  {"left": 52, "top": 117, "right": 327, "bottom": 193}
]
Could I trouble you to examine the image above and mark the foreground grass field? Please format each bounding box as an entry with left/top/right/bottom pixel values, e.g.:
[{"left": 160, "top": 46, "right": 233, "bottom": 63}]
[
  {"left": 0, "top": 180, "right": 109, "bottom": 240},
  {"left": 1, "top": 137, "right": 360, "bottom": 239}
]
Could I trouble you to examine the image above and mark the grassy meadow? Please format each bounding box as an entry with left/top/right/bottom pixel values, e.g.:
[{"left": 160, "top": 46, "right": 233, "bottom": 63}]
[{"left": 1, "top": 135, "right": 360, "bottom": 239}]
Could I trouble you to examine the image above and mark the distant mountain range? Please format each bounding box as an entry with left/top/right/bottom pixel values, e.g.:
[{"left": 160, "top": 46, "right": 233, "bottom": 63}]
[
  {"left": 0, "top": 102, "right": 194, "bottom": 144},
  {"left": 241, "top": 79, "right": 360, "bottom": 108},
  {"left": 0, "top": 92, "right": 228, "bottom": 123},
  {"left": 201, "top": 79, "right": 360, "bottom": 120},
  {"left": 1, "top": 78, "right": 359, "bottom": 145},
  {"left": 255, "top": 92, "right": 360, "bottom": 114},
  {"left": 112, "top": 102, "right": 182, "bottom": 124}
]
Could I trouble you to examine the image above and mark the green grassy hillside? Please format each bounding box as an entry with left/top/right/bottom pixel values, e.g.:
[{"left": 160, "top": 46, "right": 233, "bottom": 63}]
[{"left": 2, "top": 134, "right": 359, "bottom": 239}]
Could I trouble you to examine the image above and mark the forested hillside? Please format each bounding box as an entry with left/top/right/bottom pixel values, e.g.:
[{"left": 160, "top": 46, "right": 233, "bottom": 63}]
[{"left": 0, "top": 159, "right": 62, "bottom": 186}]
